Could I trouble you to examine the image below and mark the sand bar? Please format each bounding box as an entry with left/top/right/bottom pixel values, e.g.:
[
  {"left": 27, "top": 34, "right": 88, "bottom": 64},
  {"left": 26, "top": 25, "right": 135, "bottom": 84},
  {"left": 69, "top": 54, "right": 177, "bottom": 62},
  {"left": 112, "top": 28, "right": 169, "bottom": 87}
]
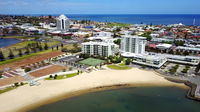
[{"left": 0, "top": 68, "right": 188, "bottom": 112}]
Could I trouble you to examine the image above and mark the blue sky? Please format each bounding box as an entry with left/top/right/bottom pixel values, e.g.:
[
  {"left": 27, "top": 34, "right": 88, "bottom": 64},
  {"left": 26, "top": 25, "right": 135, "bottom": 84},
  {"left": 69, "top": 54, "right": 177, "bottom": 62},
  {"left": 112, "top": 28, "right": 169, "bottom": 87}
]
[{"left": 0, "top": 0, "right": 200, "bottom": 14}]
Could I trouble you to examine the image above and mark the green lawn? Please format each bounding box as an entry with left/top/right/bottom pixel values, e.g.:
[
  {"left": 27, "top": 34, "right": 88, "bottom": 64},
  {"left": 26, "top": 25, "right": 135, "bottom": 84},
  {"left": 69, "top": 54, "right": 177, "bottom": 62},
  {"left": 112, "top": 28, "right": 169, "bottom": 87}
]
[
  {"left": 79, "top": 58, "right": 105, "bottom": 66},
  {"left": 0, "top": 83, "right": 27, "bottom": 94},
  {"left": 0, "top": 49, "right": 53, "bottom": 65},
  {"left": 0, "top": 87, "right": 16, "bottom": 94},
  {"left": 107, "top": 23, "right": 130, "bottom": 27},
  {"left": 3, "top": 36, "right": 36, "bottom": 39},
  {"left": 107, "top": 63, "right": 131, "bottom": 70},
  {"left": 45, "top": 73, "right": 78, "bottom": 80},
  {"left": 1, "top": 40, "right": 60, "bottom": 57}
]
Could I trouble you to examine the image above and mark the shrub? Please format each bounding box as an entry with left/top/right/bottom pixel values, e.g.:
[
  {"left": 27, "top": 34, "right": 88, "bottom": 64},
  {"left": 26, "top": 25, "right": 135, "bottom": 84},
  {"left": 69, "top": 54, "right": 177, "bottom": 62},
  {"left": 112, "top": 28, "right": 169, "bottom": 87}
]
[
  {"left": 49, "top": 75, "right": 53, "bottom": 78},
  {"left": 24, "top": 67, "right": 31, "bottom": 72},
  {"left": 54, "top": 74, "right": 58, "bottom": 79},
  {"left": 14, "top": 82, "right": 19, "bottom": 87},
  {"left": 20, "top": 82, "right": 24, "bottom": 86}
]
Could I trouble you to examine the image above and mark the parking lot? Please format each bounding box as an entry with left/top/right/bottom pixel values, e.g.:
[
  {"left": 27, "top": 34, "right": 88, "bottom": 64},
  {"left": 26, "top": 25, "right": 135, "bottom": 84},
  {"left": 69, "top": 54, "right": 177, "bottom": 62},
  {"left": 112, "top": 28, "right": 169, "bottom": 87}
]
[{"left": 159, "top": 62, "right": 196, "bottom": 76}]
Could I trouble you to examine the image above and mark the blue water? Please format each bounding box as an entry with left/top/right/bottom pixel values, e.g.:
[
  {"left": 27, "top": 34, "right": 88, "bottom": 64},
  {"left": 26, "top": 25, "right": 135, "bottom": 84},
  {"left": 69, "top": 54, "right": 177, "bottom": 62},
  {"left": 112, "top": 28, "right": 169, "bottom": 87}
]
[
  {"left": 24, "top": 14, "right": 200, "bottom": 26},
  {"left": 29, "top": 87, "right": 200, "bottom": 112},
  {"left": 0, "top": 38, "right": 20, "bottom": 48},
  {"left": 68, "top": 14, "right": 200, "bottom": 26}
]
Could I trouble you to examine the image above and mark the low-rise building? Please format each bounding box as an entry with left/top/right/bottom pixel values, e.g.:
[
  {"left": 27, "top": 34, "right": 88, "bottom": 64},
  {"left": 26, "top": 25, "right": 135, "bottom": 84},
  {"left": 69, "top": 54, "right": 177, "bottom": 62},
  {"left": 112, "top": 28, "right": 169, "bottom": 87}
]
[
  {"left": 121, "top": 52, "right": 167, "bottom": 68},
  {"left": 156, "top": 44, "right": 172, "bottom": 50},
  {"left": 175, "top": 46, "right": 200, "bottom": 53},
  {"left": 149, "top": 53, "right": 200, "bottom": 66},
  {"left": 81, "top": 41, "right": 119, "bottom": 57}
]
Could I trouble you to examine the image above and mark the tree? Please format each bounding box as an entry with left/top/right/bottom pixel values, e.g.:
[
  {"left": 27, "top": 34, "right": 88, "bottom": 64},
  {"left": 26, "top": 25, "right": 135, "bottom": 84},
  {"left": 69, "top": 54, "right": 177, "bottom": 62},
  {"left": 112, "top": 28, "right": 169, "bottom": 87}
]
[
  {"left": 175, "top": 40, "right": 185, "bottom": 46},
  {"left": 54, "top": 74, "right": 58, "bottom": 79},
  {"left": 24, "top": 67, "right": 31, "bottom": 72},
  {"left": 49, "top": 75, "right": 53, "bottom": 79},
  {"left": 0, "top": 50, "right": 5, "bottom": 61},
  {"left": 140, "top": 32, "right": 152, "bottom": 41},
  {"left": 114, "top": 39, "right": 121, "bottom": 45},
  {"left": 44, "top": 43, "right": 49, "bottom": 50},
  {"left": 183, "top": 51, "right": 189, "bottom": 56},
  {"left": 125, "top": 58, "right": 132, "bottom": 65},
  {"left": 14, "top": 82, "right": 19, "bottom": 87},
  {"left": 18, "top": 49, "right": 23, "bottom": 57},
  {"left": 61, "top": 43, "right": 64, "bottom": 48},
  {"left": 8, "top": 49, "right": 14, "bottom": 59},
  {"left": 168, "top": 49, "right": 174, "bottom": 54},
  {"left": 39, "top": 45, "right": 43, "bottom": 51}
]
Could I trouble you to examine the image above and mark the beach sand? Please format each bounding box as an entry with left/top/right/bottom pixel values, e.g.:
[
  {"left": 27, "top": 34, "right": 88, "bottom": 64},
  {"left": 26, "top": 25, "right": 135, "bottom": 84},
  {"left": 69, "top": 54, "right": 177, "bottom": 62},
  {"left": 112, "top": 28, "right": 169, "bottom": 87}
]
[{"left": 0, "top": 68, "right": 188, "bottom": 112}]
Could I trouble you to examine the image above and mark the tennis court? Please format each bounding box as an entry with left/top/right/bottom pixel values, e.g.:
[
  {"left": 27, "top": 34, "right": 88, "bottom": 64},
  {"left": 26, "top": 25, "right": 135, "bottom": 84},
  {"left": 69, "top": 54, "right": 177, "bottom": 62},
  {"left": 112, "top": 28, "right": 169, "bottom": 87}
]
[{"left": 79, "top": 58, "right": 105, "bottom": 66}]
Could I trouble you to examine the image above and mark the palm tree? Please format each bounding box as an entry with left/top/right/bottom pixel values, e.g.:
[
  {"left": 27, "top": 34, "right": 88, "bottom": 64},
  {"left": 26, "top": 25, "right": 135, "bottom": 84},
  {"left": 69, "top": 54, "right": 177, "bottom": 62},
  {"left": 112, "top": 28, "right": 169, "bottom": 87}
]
[{"left": 0, "top": 50, "right": 5, "bottom": 61}]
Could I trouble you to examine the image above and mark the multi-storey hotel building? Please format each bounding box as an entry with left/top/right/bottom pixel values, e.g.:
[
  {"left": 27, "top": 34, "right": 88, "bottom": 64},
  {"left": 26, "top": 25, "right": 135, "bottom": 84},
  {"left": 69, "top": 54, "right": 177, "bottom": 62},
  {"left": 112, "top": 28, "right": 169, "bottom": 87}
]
[{"left": 81, "top": 42, "right": 119, "bottom": 57}]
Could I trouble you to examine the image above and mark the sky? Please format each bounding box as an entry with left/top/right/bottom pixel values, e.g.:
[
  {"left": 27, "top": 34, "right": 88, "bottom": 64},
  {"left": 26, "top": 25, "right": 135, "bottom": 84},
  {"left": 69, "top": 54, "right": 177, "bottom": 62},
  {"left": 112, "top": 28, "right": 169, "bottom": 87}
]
[{"left": 0, "top": 0, "right": 200, "bottom": 14}]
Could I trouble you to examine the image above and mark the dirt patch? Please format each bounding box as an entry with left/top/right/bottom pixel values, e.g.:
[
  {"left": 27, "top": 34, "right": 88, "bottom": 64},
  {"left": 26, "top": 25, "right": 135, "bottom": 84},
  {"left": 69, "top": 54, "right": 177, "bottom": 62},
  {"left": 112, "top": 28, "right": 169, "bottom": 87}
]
[{"left": 30, "top": 65, "right": 67, "bottom": 78}]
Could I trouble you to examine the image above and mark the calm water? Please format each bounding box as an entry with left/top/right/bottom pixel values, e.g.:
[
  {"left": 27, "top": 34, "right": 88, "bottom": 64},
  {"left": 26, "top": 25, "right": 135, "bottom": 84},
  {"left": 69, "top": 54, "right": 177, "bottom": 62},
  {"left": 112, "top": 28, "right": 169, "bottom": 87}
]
[
  {"left": 29, "top": 87, "right": 200, "bottom": 112},
  {"left": 0, "top": 38, "right": 20, "bottom": 48},
  {"left": 25, "top": 14, "right": 200, "bottom": 26}
]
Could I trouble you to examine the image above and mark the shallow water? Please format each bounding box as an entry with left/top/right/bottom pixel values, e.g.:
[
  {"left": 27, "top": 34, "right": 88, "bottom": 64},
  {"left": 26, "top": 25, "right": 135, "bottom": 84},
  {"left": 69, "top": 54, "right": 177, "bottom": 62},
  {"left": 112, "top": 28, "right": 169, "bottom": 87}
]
[
  {"left": 0, "top": 38, "right": 20, "bottom": 48},
  {"left": 29, "top": 87, "right": 200, "bottom": 112}
]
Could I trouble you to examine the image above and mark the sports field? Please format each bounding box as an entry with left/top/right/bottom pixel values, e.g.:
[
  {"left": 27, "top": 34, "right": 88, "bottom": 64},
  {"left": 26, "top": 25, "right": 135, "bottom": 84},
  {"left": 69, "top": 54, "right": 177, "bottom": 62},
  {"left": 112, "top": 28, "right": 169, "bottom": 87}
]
[{"left": 79, "top": 58, "right": 105, "bottom": 66}]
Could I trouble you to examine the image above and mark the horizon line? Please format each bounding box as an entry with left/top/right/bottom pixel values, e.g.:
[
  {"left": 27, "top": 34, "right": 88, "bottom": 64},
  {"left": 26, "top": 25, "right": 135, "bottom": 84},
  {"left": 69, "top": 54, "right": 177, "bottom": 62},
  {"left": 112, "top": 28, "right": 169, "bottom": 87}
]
[{"left": 0, "top": 14, "right": 200, "bottom": 16}]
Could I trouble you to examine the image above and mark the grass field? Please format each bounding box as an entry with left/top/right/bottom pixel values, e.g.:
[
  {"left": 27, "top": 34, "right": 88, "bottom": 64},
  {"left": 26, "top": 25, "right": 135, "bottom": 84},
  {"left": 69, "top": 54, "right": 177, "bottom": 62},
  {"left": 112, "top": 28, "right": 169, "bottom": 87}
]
[
  {"left": 0, "top": 83, "right": 27, "bottom": 94},
  {"left": 1, "top": 40, "right": 60, "bottom": 57},
  {"left": 79, "top": 58, "right": 105, "bottom": 66},
  {"left": 0, "top": 49, "right": 53, "bottom": 65},
  {"left": 0, "top": 87, "right": 16, "bottom": 94},
  {"left": 107, "top": 63, "right": 131, "bottom": 70},
  {"left": 45, "top": 73, "right": 78, "bottom": 80},
  {"left": 3, "top": 36, "right": 37, "bottom": 39},
  {"left": 0, "top": 44, "right": 74, "bottom": 66},
  {"left": 107, "top": 23, "right": 130, "bottom": 27}
]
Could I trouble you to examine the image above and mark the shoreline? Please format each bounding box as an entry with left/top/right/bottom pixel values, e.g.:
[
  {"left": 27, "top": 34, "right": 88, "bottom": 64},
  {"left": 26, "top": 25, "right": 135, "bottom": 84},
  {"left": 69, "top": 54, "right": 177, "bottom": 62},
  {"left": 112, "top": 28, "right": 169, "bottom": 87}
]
[
  {"left": 19, "top": 83, "right": 188, "bottom": 112},
  {"left": 0, "top": 68, "right": 189, "bottom": 112}
]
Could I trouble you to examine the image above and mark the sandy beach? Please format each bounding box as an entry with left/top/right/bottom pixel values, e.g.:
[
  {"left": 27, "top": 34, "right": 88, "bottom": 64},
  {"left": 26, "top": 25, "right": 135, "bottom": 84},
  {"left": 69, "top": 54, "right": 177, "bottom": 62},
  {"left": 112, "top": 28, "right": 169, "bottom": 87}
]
[{"left": 0, "top": 68, "right": 188, "bottom": 112}]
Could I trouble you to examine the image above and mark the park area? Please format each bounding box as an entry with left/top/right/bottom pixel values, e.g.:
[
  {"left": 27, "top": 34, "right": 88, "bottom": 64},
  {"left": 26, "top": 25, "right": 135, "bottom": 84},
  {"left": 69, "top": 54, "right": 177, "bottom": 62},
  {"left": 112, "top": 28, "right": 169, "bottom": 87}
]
[
  {"left": 1, "top": 40, "right": 60, "bottom": 58},
  {"left": 79, "top": 58, "right": 105, "bottom": 66},
  {"left": 107, "top": 63, "right": 131, "bottom": 70},
  {"left": 0, "top": 51, "right": 64, "bottom": 70}
]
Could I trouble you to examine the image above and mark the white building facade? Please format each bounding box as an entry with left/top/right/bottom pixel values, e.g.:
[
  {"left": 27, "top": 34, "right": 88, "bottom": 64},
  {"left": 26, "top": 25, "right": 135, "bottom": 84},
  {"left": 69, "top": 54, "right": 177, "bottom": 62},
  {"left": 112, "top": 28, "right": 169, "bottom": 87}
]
[
  {"left": 120, "top": 35, "right": 167, "bottom": 68},
  {"left": 81, "top": 42, "right": 119, "bottom": 57},
  {"left": 121, "top": 35, "right": 146, "bottom": 54},
  {"left": 56, "top": 14, "right": 70, "bottom": 31}
]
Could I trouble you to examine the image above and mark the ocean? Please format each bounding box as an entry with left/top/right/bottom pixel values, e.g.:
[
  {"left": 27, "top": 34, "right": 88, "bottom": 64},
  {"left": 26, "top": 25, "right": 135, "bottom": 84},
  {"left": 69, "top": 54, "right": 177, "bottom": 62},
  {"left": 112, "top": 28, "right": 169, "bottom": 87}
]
[
  {"left": 29, "top": 87, "right": 200, "bottom": 112},
  {"left": 25, "top": 14, "right": 200, "bottom": 26}
]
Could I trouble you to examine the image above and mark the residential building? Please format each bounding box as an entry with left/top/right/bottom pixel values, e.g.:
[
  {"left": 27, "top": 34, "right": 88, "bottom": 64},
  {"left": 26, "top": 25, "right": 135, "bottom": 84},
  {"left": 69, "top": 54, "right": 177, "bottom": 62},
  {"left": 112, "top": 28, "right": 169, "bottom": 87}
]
[
  {"left": 56, "top": 14, "right": 70, "bottom": 31},
  {"left": 120, "top": 35, "right": 146, "bottom": 54},
  {"left": 81, "top": 41, "right": 119, "bottom": 57}
]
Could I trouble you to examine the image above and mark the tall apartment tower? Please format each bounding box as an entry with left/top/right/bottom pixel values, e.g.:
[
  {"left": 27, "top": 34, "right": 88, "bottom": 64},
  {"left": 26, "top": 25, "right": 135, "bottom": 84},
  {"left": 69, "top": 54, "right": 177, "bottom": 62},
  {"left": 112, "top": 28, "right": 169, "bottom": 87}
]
[
  {"left": 56, "top": 14, "right": 70, "bottom": 31},
  {"left": 121, "top": 35, "right": 146, "bottom": 54}
]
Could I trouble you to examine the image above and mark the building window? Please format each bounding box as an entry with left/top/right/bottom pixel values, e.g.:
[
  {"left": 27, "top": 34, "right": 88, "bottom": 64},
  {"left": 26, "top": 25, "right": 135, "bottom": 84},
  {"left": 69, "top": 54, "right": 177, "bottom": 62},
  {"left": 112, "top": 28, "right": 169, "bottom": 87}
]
[{"left": 62, "top": 19, "right": 65, "bottom": 29}]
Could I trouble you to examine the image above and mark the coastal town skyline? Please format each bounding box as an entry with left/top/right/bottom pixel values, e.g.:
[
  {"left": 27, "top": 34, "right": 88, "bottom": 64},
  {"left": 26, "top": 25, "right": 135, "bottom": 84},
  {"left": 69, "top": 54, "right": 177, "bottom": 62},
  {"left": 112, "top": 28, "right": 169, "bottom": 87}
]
[
  {"left": 0, "top": 0, "right": 200, "bottom": 14},
  {"left": 1, "top": 1, "right": 200, "bottom": 112}
]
